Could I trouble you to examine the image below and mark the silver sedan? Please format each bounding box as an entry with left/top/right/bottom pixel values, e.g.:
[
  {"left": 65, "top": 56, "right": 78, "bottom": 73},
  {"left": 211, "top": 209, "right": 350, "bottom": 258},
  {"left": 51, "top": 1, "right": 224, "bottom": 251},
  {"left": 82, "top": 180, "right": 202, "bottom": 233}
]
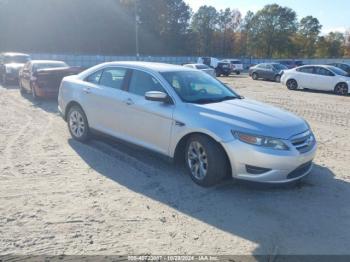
[{"left": 58, "top": 62, "right": 317, "bottom": 187}]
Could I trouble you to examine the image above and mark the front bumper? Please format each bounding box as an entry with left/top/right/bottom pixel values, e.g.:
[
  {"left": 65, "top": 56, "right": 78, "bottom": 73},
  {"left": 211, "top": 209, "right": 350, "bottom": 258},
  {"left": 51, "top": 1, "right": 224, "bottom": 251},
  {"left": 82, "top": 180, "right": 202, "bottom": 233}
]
[
  {"left": 4, "top": 72, "right": 19, "bottom": 81},
  {"left": 222, "top": 138, "right": 317, "bottom": 183}
]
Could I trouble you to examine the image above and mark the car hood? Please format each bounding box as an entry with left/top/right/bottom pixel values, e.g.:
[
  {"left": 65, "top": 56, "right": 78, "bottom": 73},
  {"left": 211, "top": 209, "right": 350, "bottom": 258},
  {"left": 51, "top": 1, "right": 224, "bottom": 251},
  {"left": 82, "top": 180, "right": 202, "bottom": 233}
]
[
  {"left": 5, "top": 63, "right": 25, "bottom": 70},
  {"left": 191, "top": 98, "right": 308, "bottom": 139}
]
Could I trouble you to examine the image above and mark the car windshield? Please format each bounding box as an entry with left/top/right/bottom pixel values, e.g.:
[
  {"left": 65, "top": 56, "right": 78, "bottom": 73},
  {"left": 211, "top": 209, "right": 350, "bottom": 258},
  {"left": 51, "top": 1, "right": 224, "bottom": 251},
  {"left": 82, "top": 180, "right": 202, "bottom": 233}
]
[
  {"left": 33, "top": 62, "right": 68, "bottom": 71},
  {"left": 273, "top": 64, "right": 288, "bottom": 70},
  {"left": 230, "top": 60, "right": 241, "bottom": 64},
  {"left": 326, "top": 66, "right": 348, "bottom": 76},
  {"left": 4, "top": 55, "right": 30, "bottom": 64},
  {"left": 195, "top": 64, "right": 209, "bottom": 69},
  {"left": 161, "top": 71, "right": 239, "bottom": 104}
]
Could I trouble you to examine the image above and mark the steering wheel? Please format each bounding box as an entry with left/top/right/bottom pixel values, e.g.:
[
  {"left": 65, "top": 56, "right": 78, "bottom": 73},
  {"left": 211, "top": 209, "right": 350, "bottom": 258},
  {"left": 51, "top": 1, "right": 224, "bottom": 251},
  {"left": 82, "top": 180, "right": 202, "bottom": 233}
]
[{"left": 198, "top": 88, "right": 207, "bottom": 95}]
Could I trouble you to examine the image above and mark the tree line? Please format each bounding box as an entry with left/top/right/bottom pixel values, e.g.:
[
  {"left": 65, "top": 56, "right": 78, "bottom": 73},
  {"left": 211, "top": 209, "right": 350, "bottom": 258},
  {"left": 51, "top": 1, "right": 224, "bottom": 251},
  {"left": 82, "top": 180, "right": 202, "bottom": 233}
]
[{"left": 0, "top": 0, "right": 349, "bottom": 58}]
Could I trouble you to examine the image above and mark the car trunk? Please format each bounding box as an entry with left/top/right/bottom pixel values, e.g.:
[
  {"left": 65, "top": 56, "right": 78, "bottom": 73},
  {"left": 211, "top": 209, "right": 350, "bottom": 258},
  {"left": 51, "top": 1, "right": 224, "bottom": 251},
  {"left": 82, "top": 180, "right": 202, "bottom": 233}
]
[{"left": 34, "top": 67, "right": 83, "bottom": 89}]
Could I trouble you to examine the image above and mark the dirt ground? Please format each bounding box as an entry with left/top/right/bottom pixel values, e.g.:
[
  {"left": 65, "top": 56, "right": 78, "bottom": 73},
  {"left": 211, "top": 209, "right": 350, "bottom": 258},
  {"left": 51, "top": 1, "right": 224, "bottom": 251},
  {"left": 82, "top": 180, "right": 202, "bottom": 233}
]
[{"left": 1, "top": 75, "right": 350, "bottom": 257}]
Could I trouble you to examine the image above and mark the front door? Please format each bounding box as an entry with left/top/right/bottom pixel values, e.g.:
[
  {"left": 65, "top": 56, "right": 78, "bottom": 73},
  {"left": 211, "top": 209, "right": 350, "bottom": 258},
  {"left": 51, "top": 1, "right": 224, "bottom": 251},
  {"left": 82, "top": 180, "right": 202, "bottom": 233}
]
[{"left": 121, "top": 69, "right": 175, "bottom": 155}]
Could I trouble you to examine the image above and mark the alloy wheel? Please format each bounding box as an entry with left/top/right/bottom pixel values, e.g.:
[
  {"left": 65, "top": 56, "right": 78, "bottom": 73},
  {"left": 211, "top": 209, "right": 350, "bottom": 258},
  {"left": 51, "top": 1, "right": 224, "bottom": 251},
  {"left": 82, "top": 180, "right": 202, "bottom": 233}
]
[
  {"left": 69, "top": 110, "right": 85, "bottom": 138},
  {"left": 287, "top": 79, "right": 297, "bottom": 90},
  {"left": 187, "top": 141, "right": 208, "bottom": 180},
  {"left": 335, "top": 83, "right": 348, "bottom": 96}
]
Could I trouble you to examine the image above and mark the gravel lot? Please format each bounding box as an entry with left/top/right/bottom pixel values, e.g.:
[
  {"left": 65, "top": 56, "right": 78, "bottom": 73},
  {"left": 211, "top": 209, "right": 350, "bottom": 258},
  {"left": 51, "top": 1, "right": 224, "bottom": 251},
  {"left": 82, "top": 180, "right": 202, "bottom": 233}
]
[{"left": 1, "top": 75, "right": 350, "bottom": 257}]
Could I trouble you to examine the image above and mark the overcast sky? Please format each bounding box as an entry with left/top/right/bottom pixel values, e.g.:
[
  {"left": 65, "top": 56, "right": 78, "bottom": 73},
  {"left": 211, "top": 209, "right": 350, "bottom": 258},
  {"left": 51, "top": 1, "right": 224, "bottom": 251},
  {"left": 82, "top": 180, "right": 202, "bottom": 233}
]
[{"left": 184, "top": 0, "right": 349, "bottom": 34}]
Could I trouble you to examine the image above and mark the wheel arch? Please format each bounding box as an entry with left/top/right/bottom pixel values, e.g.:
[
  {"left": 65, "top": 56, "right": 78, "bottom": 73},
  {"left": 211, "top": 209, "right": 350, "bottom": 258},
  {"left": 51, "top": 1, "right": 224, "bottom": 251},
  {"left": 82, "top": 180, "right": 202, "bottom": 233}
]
[
  {"left": 335, "top": 81, "right": 348, "bottom": 89},
  {"left": 173, "top": 131, "right": 232, "bottom": 176},
  {"left": 64, "top": 101, "right": 85, "bottom": 121}
]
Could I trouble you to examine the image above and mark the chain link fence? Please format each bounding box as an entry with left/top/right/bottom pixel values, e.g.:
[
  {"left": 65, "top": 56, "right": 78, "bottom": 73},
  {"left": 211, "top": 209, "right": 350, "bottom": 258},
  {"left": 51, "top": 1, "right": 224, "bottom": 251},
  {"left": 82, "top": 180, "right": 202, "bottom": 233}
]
[{"left": 29, "top": 53, "right": 350, "bottom": 69}]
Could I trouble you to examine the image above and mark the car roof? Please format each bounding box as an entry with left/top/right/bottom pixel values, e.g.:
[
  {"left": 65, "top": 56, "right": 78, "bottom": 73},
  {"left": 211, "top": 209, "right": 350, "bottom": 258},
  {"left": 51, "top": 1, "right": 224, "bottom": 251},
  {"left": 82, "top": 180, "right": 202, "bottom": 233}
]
[
  {"left": 2, "top": 52, "right": 30, "bottom": 57},
  {"left": 94, "top": 61, "right": 195, "bottom": 73},
  {"left": 78, "top": 61, "right": 196, "bottom": 80},
  {"left": 30, "top": 60, "right": 66, "bottom": 64},
  {"left": 184, "top": 63, "right": 207, "bottom": 66}
]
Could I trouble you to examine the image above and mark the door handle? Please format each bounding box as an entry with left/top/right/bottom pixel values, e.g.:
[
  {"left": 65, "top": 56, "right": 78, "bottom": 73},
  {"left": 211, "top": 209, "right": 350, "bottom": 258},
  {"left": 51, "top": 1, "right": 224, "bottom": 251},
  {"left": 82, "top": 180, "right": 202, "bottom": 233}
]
[
  {"left": 83, "top": 87, "right": 91, "bottom": 94},
  {"left": 124, "top": 98, "right": 134, "bottom": 105}
]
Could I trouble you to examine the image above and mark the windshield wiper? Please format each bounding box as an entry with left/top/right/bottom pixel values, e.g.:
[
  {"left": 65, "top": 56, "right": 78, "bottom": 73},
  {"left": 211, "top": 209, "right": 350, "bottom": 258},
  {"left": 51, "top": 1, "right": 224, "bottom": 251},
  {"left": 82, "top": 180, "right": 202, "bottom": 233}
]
[
  {"left": 190, "top": 96, "right": 237, "bottom": 104},
  {"left": 216, "top": 96, "right": 238, "bottom": 102}
]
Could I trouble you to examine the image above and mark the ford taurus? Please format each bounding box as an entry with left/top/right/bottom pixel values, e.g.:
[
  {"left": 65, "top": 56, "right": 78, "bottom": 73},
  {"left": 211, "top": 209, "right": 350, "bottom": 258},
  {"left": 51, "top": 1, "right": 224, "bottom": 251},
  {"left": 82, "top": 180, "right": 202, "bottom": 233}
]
[{"left": 58, "top": 62, "right": 317, "bottom": 187}]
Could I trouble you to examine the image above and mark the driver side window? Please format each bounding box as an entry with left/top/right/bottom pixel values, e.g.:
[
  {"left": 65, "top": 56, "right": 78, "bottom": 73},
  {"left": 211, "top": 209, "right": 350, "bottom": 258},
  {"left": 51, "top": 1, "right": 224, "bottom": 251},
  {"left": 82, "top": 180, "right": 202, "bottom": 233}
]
[{"left": 128, "top": 70, "right": 165, "bottom": 96}]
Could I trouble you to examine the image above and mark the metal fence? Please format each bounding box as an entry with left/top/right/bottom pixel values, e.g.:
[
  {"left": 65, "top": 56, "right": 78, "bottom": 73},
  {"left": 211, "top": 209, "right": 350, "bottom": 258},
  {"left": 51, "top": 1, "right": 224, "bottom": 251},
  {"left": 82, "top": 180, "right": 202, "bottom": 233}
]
[
  {"left": 29, "top": 53, "right": 350, "bottom": 69},
  {"left": 29, "top": 54, "right": 198, "bottom": 67}
]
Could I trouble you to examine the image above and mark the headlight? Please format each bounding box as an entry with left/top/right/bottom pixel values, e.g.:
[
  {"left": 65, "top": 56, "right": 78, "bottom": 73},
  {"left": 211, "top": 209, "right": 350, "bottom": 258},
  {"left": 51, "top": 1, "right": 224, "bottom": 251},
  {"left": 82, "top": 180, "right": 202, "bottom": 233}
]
[
  {"left": 5, "top": 67, "right": 12, "bottom": 73},
  {"left": 233, "top": 131, "right": 289, "bottom": 150}
]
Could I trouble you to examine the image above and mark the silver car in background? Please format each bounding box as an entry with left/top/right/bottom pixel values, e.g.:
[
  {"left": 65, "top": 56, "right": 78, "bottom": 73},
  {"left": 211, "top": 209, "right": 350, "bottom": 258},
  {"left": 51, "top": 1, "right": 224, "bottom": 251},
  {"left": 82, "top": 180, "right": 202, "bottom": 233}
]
[
  {"left": 183, "top": 63, "right": 216, "bottom": 77},
  {"left": 58, "top": 62, "right": 317, "bottom": 187}
]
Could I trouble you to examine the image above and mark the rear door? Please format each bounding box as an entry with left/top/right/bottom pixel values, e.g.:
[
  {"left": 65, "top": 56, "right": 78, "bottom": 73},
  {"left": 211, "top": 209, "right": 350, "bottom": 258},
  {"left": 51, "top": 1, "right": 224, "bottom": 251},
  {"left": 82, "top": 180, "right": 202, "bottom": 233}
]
[
  {"left": 264, "top": 64, "right": 275, "bottom": 80},
  {"left": 312, "top": 66, "right": 337, "bottom": 91},
  {"left": 121, "top": 69, "right": 175, "bottom": 155},
  {"left": 81, "top": 67, "right": 130, "bottom": 136}
]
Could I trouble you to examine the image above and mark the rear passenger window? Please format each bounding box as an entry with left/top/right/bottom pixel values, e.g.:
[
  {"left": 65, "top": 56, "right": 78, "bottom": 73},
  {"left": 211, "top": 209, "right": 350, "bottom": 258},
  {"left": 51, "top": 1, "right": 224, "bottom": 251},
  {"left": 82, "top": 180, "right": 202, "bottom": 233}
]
[
  {"left": 314, "top": 67, "right": 334, "bottom": 76},
  {"left": 86, "top": 70, "right": 103, "bottom": 84},
  {"left": 128, "top": 70, "right": 164, "bottom": 96},
  {"left": 99, "top": 68, "right": 127, "bottom": 89}
]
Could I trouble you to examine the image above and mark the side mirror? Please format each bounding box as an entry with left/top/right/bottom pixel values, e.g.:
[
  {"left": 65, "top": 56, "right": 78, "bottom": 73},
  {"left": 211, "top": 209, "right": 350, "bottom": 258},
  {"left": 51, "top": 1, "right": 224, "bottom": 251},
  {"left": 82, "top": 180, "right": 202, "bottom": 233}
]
[{"left": 145, "top": 91, "right": 172, "bottom": 104}]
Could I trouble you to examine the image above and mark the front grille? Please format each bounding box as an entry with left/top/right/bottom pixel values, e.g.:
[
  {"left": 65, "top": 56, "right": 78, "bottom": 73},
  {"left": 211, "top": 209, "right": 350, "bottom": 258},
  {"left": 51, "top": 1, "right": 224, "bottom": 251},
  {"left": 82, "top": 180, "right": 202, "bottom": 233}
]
[
  {"left": 290, "top": 130, "right": 315, "bottom": 153},
  {"left": 287, "top": 161, "right": 312, "bottom": 179}
]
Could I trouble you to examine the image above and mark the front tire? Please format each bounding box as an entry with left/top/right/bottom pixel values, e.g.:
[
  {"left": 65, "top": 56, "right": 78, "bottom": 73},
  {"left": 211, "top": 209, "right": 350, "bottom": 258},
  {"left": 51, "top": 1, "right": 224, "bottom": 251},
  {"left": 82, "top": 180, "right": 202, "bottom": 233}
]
[
  {"left": 275, "top": 75, "right": 281, "bottom": 83},
  {"left": 67, "top": 105, "right": 90, "bottom": 142},
  {"left": 334, "top": 83, "right": 348, "bottom": 96},
  {"left": 19, "top": 81, "right": 25, "bottom": 95},
  {"left": 31, "top": 84, "right": 38, "bottom": 99},
  {"left": 236, "top": 71, "right": 241, "bottom": 75},
  {"left": 252, "top": 72, "right": 258, "bottom": 80},
  {"left": 286, "top": 79, "right": 298, "bottom": 90},
  {"left": 185, "top": 134, "right": 229, "bottom": 187},
  {"left": 2, "top": 74, "right": 8, "bottom": 86}
]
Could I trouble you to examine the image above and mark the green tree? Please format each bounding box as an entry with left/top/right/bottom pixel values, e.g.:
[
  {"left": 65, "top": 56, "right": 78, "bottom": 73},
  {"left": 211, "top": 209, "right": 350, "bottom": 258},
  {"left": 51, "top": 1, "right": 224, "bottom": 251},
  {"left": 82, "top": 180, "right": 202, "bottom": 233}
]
[
  {"left": 244, "top": 4, "right": 298, "bottom": 58},
  {"left": 315, "top": 32, "right": 345, "bottom": 58},
  {"left": 296, "top": 16, "right": 322, "bottom": 57},
  {"left": 191, "top": 5, "right": 218, "bottom": 55},
  {"left": 217, "top": 8, "right": 241, "bottom": 56}
]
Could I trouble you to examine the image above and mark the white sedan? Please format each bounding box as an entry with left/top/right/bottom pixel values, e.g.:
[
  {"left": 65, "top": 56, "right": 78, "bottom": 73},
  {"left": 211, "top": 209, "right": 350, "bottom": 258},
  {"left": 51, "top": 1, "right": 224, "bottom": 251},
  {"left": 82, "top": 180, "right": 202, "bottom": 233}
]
[
  {"left": 183, "top": 63, "right": 216, "bottom": 77},
  {"left": 281, "top": 65, "right": 350, "bottom": 95}
]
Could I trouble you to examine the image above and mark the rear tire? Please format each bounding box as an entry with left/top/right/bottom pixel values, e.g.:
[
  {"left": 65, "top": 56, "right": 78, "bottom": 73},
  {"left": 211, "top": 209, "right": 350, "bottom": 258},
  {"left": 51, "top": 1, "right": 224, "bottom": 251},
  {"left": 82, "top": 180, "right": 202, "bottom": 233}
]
[
  {"left": 275, "top": 75, "right": 281, "bottom": 83},
  {"left": 334, "top": 83, "right": 348, "bottom": 96},
  {"left": 2, "top": 74, "right": 8, "bottom": 86},
  {"left": 67, "top": 105, "right": 90, "bottom": 142},
  {"left": 286, "top": 79, "right": 298, "bottom": 90},
  {"left": 19, "top": 81, "right": 25, "bottom": 95},
  {"left": 252, "top": 72, "right": 258, "bottom": 80},
  {"left": 31, "top": 84, "right": 38, "bottom": 100},
  {"left": 236, "top": 71, "right": 241, "bottom": 75},
  {"left": 185, "top": 134, "right": 229, "bottom": 187}
]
